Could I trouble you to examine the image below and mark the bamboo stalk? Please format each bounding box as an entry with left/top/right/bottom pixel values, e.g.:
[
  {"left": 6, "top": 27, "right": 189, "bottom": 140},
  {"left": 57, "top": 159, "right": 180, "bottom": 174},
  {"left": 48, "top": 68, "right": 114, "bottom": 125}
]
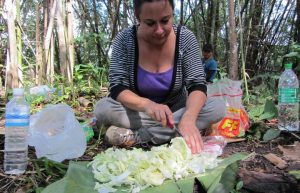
[{"left": 237, "top": 0, "right": 249, "bottom": 104}]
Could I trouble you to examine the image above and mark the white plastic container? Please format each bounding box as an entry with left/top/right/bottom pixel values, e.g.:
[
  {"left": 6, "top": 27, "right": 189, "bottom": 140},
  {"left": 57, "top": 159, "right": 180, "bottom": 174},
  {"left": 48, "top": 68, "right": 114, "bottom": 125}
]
[
  {"left": 278, "top": 63, "right": 299, "bottom": 131},
  {"left": 4, "top": 88, "right": 30, "bottom": 174}
]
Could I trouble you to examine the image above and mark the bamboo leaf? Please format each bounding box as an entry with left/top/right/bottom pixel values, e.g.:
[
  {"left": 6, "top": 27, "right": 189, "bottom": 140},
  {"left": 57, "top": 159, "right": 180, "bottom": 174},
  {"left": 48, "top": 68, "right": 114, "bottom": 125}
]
[
  {"left": 219, "top": 162, "right": 239, "bottom": 191},
  {"left": 42, "top": 153, "right": 248, "bottom": 193}
]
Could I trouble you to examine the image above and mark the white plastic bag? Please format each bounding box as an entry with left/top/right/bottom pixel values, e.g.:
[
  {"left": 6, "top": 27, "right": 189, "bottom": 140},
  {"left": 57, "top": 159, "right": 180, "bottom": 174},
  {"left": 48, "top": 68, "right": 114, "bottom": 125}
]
[
  {"left": 207, "top": 78, "right": 250, "bottom": 137},
  {"left": 29, "top": 85, "right": 56, "bottom": 100},
  {"left": 28, "top": 104, "right": 87, "bottom": 162},
  {"left": 203, "top": 136, "right": 227, "bottom": 156}
]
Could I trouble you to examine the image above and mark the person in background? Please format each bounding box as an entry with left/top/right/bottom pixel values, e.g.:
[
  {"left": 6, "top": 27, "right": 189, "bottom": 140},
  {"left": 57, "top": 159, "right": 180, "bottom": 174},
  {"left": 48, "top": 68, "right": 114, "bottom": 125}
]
[
  {"left": 94, "top": 0, "right": 225, "bottom": 154},
  {"left": 202, "top": 44, "right": 218, "bottom": 83}
]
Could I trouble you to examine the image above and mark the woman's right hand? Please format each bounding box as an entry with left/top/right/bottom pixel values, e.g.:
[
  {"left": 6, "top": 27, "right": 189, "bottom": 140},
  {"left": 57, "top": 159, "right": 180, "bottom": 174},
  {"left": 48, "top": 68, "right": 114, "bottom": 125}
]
[{"left": 144, "top": 100, "right": 174, "bottom": 127}]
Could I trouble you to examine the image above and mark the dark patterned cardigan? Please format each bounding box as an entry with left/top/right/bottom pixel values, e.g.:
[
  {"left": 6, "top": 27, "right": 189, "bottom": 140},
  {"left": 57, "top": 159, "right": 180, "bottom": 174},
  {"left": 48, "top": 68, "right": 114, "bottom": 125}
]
[{"left": 109, "top": 25, "right": 207, "bottom": 112}]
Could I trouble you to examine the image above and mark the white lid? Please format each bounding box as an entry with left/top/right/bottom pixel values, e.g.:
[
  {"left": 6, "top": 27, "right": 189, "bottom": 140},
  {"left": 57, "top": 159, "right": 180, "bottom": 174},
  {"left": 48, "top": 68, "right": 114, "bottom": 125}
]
[{"left": 13, "top": 88, "right": 24, "bottom": 96}]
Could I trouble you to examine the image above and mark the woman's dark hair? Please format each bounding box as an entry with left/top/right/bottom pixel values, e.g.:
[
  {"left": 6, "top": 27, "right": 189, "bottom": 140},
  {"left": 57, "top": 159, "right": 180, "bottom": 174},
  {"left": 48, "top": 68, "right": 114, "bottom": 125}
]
[{"left": 133, "top": 0, "right": 174, "bottom": 19}]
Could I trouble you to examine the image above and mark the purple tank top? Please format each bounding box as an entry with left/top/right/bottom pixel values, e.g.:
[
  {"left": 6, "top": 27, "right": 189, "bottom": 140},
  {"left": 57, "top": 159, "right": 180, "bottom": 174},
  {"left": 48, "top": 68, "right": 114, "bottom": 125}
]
[{"left": 137, "top": 65, "right": 173, "bottom": 103}]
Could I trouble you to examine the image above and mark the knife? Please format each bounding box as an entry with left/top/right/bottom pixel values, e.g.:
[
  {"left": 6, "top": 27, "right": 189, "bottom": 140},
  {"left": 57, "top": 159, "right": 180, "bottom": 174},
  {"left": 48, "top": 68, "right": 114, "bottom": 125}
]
[{"left": 167, "top": 119, "right": 183, "bottom": 137}]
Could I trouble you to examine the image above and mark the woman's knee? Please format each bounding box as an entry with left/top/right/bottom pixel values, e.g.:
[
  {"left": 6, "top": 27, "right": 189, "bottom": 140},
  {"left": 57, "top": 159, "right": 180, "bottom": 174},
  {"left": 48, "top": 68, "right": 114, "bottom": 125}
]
[{"left": 94, "top": 98, "right": 114, "bottom": 119}]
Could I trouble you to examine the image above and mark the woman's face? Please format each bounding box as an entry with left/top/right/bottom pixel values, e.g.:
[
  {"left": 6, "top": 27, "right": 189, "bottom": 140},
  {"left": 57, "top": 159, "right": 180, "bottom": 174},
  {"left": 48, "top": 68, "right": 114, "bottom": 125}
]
[{"left": 138, "top": 1, "right": 174, "bottom": 46}]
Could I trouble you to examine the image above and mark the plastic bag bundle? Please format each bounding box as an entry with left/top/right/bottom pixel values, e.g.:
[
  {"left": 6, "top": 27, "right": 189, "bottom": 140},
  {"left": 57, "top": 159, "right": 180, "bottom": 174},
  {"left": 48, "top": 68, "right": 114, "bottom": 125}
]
[
  {"left": 28, "top": 104, "right": 87, "bottom": 162},
  {"left": 208, "top": 78, "right": 250, "bottom": 137},
  {"left": 203, "top": 136, "right": 227, "bottom": 156}
]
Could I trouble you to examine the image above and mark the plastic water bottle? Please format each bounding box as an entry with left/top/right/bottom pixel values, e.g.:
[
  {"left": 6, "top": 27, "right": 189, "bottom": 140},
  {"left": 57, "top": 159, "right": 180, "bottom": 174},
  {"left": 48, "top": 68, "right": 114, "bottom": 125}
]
[
  {"left": 4, "top": 88, "right": 30, "bottom": 174},
  {"left": 278, "top": 63, "right": 299, "bottom": 131}
]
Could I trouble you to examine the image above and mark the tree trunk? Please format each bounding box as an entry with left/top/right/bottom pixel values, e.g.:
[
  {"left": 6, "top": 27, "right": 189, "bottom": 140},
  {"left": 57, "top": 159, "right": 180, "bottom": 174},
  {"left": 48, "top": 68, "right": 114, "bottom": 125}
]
[
  {"left": 209, "top": 0, "right": 217, "bottom": 45},
  {"left": 212, "top": 0, "right": 220, "bottom": 55},
  {"left": 221, "top": 0, "right": 230, "bottom": 70},
  {"left": 295, "top": 0, "right": 300, "bottom": 43},
  {"left": 67, "top": 0, "right": 74, "bottom": 80},
  {"left": 180, "top": 0, "right": 184, "bottom": 25},
  {"left": 36, "top": 2, "right": 43, "bottom": 84},
  {"left": 41, "top": 0, "right": 49, "bottom": 84},
  {"left": 122, "top": 0, "right": 129, "bottom": 29},
  {"left": 246, "top": 0, "right": 263, "bottom": 75},
  {"left": 111, "top": 0, "right": 122, "bottom": 40},
  {"left": 237, "top": 0, "right": 249, "bottom": 103},
  {"left": 228, "top": 0, "right": 239, "bottom": 80},
  {"left": 92, "top": 0, "right": 102, "bottom": 66},
  {"left": 189, "top": 1, "right": 202, "bottom": 46},
  {"left": 56, "top": 0, "right": 70, "bottom": 82},
  {"left": 5, "top": 0, "right": 19, "bottom": 89},
  {"left": 43, "top": 0, "right": 57, "bottom": 84},
  {"left": 16, "top": 0, "right": 23, "bottom": 85},
  {"left": 48, "top": 34, "right": 55, "bottom": 84}
]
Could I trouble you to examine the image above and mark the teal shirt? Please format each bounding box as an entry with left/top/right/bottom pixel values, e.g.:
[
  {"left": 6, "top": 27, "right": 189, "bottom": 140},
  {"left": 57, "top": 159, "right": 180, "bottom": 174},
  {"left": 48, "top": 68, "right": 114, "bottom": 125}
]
[{"left": 202, "top": 58, "right": 218, "bottom": 82}]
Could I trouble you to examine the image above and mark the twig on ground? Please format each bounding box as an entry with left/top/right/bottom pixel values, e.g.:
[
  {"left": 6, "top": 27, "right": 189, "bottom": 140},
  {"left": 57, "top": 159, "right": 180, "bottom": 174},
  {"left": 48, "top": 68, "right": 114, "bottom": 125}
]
[{"left": 289, "top": 132, "right": 300, "bottom": 140}]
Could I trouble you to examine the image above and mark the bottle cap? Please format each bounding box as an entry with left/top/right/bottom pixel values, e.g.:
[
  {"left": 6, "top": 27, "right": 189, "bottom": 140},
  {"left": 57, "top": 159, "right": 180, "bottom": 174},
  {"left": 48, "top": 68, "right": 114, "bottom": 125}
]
[
  {"left": 284, "top": 63, "right": 292, "bottom": 69},
  {"left": 13, "top": 88, "right": 24, "bottom": 96}
]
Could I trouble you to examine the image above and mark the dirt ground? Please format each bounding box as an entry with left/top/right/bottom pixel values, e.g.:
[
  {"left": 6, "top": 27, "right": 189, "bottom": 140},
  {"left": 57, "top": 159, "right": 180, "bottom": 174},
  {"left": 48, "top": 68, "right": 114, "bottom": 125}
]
[
  {"left": 0, "top": 131, "right": 300, "bottom": 193},
  {"left": 0, "top": 109, "right": 299, "bottom": 193},
  {"left": 223, "top": 132, "right": 300, "bottom": 193}
]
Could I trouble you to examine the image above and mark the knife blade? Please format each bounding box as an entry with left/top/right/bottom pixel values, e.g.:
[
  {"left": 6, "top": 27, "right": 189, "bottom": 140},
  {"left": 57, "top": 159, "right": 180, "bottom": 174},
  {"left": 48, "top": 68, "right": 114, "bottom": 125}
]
[{"left": 167, "top": 120, "right": 183, "bottom": 137}]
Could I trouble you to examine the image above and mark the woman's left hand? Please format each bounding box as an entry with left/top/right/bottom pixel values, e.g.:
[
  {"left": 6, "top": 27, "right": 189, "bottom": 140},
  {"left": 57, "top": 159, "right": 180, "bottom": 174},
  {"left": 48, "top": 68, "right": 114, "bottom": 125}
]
[{"left": 178, "top": 117, "right": 203, "bottom": 154}]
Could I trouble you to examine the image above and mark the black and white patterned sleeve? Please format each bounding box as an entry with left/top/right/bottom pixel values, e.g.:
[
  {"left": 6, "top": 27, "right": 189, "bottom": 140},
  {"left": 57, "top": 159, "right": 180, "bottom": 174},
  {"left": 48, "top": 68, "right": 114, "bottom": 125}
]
[
  {"left": 181, "top": 27, "right": 207, "bottom": 95},
  {"left": 109, "top": 29, "right": 131, "bottom": 100}
]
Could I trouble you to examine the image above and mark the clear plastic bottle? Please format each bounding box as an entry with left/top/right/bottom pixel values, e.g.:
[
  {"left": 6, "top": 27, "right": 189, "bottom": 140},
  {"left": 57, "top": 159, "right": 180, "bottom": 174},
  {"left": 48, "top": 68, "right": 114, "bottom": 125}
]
[
  {"left": 278, "top": 63, "right": 299, "bottom": 131},
  {"left": 4, "top": 88, "right": 30, "bottom": 174}
]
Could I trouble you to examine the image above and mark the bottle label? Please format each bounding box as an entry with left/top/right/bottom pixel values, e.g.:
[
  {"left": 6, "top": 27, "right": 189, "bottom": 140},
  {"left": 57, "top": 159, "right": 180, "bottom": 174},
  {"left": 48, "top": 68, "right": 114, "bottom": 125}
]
[
  {"left": 5, "top": 114, "right": 30, "bottom": 127},
  {"left": 279, "top": 88, "right": 299, "bottom": 103}
]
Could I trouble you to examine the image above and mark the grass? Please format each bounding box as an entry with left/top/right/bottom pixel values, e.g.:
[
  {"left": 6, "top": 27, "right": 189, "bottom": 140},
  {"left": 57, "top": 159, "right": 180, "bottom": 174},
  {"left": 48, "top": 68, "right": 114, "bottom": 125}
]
[{"left": 0, "top": 87, "right": 109, "bottom": 193}]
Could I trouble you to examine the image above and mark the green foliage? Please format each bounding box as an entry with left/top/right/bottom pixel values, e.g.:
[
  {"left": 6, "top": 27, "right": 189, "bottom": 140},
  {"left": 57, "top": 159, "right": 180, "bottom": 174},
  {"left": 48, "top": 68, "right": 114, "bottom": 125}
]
[
  {"left": 262, "top": 100, "right": 278, "bottom": 118},
  {"left": 246, "top": 116, "right": 281, "bottom": 142},
  {"left": 74, "top": 32, "right": 110, "bottom": 67},
  {"left": 248, "top": 105, "right": 264, "bottom": 120},
  {"left": 263, "top": 129, "right": 281, "bottom": 141},
  {"left": 33, "top": 157, "right": 68, "bottom": 177},
  {"left": 288, "top": 170, "right": 300, "bottom": 180},
  {"left": 235, "top": 181, "right": 244, "bottom": 191},
  {"left": 248, "top": 99, "right": 278, "bottom": 121},
  {"left": 24, "top": 61, "right": 109, "bottom": 110},
  {"left": 247, "top": 73, "right": 278, "bottom": 103},
  {"left": 26, "top": 157, "right": 68, "bottom": 193},
  {"left": 245, "top": 67, "right": 287, "bottom": 141},
  {"left": 218, "top": 162, "right": 239, "bottom": 192},
  {"left": 214, "top": 66, "right": 228, "bottom": 82},
  {"left": 283, "top": 43, "right": 300, "bottom": 73},
  {"left": 245, "top": 122, "right": 265, "bottom": 141},
  {"left": 74, "top": 62, "right": 109, "bottom": 95}
]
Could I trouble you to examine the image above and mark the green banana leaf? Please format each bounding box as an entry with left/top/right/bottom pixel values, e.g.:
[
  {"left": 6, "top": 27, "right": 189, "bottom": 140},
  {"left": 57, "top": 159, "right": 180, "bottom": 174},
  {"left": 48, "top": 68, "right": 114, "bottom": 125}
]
[{"left": 42, "top": 153, "right": 248, "bottom": 193}]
